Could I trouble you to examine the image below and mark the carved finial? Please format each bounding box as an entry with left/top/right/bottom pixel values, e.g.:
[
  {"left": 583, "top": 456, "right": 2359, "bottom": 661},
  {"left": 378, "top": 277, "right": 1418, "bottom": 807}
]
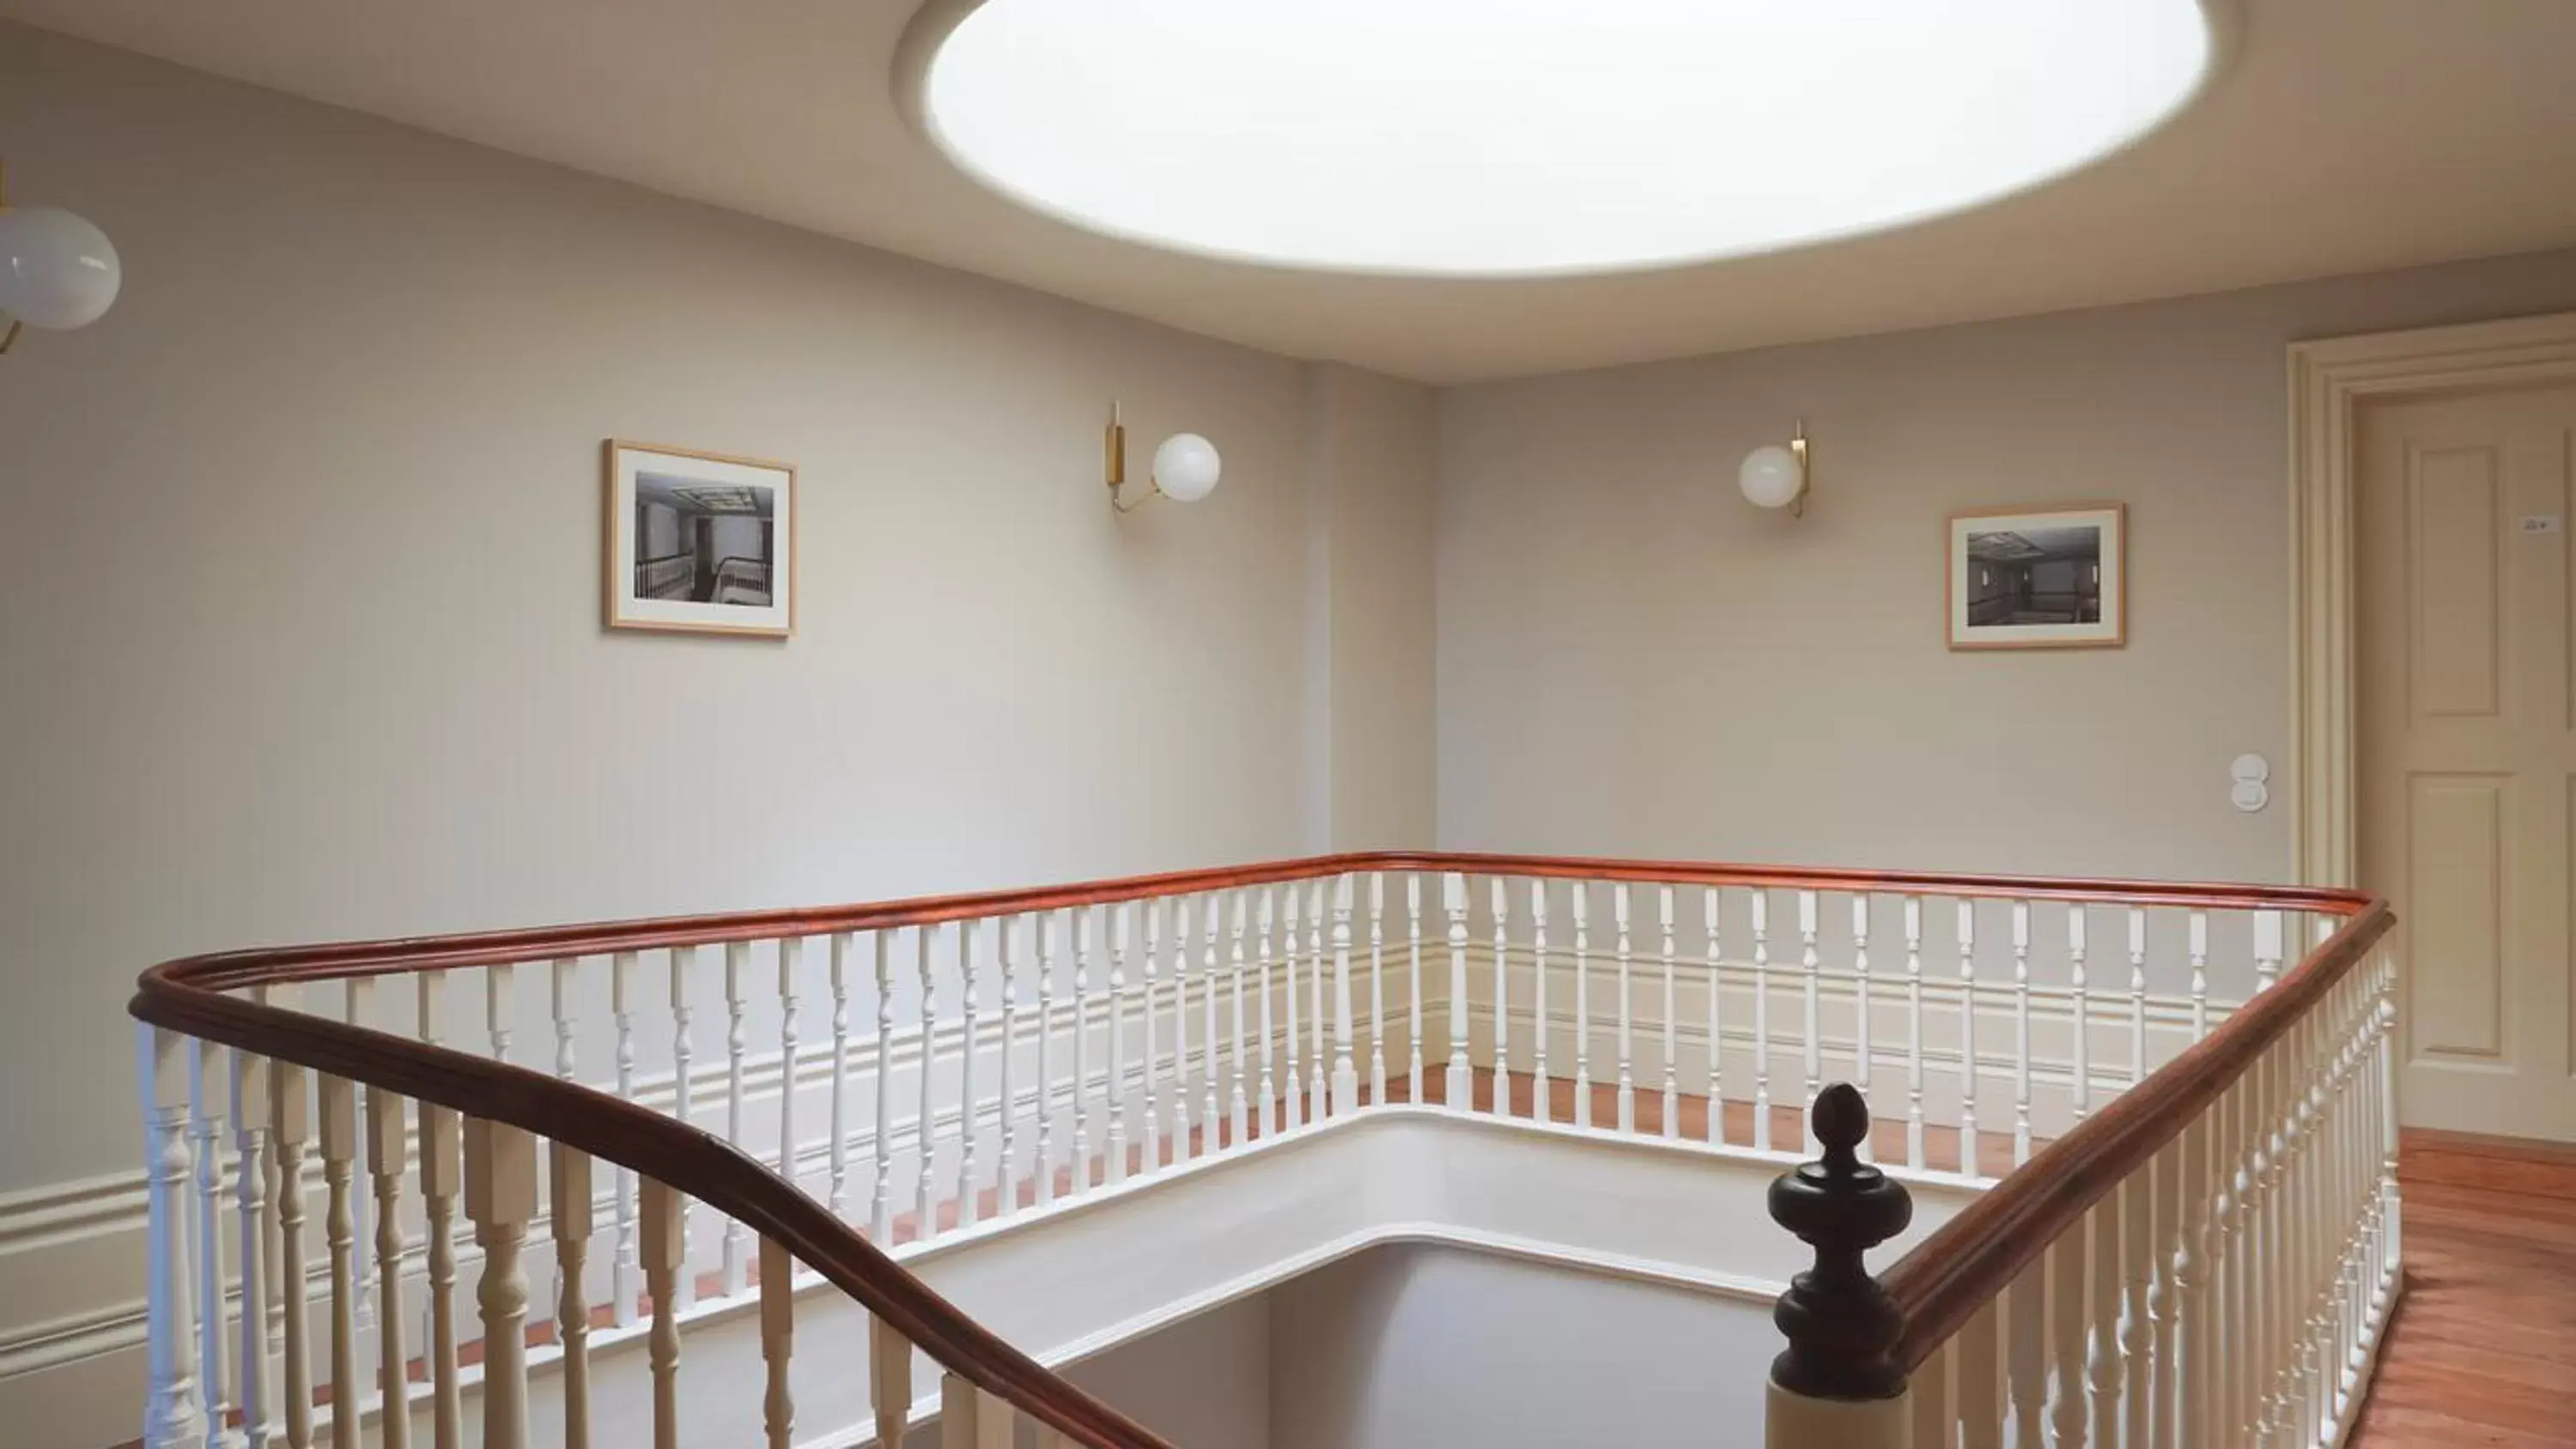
[{"left": 1768, "top": 1083, "right": 1912, "bottom": 1400}]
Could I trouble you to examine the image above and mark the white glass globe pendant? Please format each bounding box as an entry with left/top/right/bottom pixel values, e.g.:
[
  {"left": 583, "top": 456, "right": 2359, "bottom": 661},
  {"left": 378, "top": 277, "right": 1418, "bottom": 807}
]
[
  {"left": 1105, "top": 403, "right": 1222, "bottom": 513},
  {"left": 0, "top": 162, "right": 121, "bottom": 352},
  {"left": 1151, "top": 433, "right": 1222, "bottom": 502},
  {"left": 1739, "top": 422, "right": 1811, "bottom": 516}
]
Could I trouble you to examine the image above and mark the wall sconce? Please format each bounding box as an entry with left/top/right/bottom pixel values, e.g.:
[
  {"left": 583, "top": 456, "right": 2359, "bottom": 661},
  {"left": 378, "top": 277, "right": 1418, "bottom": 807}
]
[
  {"left": 0, "top": 161, "right": 123, "bottom": 356},
  {"left": 1105, "top": 403, "right": 1222, "bottom": 513},
  {"left": 1738, "top": 421, "right": 1812, "bottom": 518}
]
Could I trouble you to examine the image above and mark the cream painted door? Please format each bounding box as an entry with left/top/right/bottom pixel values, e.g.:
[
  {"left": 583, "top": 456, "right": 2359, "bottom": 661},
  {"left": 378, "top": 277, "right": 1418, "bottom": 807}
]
[{"left": 2360, "top": 382, "right": 2576, "bottom": 1141}]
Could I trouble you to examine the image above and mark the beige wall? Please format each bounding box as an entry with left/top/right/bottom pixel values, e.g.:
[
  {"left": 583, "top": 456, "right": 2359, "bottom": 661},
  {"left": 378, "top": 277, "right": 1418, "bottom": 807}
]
[
  {"left": 1304, "top": 364, "right": 1438, "bottom": 851},
  {"left": 1267, "top": 1245, "right": 1771, "bottom": 1449},
  {"left": 1435, "top": 246, "right": 2576, "bottom": 881},
  {"left": 0, "top": 26, "right": 1432, "bottom": 1192}
]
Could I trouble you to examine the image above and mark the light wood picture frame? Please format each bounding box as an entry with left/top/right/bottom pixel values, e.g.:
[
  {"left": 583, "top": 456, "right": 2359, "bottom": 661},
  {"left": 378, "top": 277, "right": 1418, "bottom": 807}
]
[
  {"left": 1947, "top": 502, "right": 2126, "bottom": 651},
  {"left": 604, "top": 440, "right": 797, "bottom": 638}
]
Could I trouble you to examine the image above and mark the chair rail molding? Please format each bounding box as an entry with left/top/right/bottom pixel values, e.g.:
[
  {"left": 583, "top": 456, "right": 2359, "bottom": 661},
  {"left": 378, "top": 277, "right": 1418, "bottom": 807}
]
[{"left": 2287, "top": 306, "right": 2576, "bottom": 886}]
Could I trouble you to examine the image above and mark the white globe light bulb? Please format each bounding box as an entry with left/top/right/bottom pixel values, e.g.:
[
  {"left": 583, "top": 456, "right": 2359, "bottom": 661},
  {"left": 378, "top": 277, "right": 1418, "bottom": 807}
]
[
  {"left": 1738, "top": 443, "right": 1804, "bottom": 509},
  {"left": 1152, "top": 433, "right": 1221, "bottom": 503},
  {"left": 0, "top": 206, "right": 122, "bottom": 331}
]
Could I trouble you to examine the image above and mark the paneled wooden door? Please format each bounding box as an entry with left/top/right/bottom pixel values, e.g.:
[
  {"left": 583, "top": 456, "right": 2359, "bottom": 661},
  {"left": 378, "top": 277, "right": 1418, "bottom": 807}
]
[{"left": 2360, "top": 382, "right": 2576, "bottom": 1140}]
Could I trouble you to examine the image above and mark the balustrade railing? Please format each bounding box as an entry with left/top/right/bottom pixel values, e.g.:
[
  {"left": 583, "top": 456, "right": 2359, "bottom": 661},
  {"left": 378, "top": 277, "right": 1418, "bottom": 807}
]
[{"left": 125, "top": 852, "right": 2393, "bottom": 1448}]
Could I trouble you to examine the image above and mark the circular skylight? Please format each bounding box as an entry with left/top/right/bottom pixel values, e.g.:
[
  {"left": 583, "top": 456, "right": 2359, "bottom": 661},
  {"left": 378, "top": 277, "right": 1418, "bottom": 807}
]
[{"left": 910, "top": 0, "right": 2220, "bottom": 277}]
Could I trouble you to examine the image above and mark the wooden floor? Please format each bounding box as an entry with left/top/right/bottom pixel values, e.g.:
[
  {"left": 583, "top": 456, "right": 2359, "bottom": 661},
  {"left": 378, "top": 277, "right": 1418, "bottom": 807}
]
[{"left": 2348, "top": 1129, "right": 2576, "bottom": 1447}]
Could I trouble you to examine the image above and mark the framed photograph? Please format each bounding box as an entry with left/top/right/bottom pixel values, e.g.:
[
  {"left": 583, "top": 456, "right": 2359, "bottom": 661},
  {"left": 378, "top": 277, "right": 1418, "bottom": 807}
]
[
  {"left": 604, "top": 440, "right": 795, "bottom": 638},
  {"left": 1947, "top": 503, "right": 2125, "bottom": 650}
]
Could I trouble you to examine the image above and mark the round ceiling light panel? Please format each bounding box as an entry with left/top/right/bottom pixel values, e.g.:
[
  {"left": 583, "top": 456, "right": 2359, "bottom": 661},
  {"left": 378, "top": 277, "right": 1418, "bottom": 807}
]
[{"left": 907, "top": 0, "right": 2221, "bottom": 277}]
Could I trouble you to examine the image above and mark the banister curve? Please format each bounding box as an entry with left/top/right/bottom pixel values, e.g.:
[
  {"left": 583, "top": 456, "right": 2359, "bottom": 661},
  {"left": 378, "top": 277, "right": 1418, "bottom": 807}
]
[
  {"left": 1878, "top": 891, "right": 2391, "bottom": 1370},
  {"left": 130, "top": 959, "right": 1182, "bottom": 1449},
  {"left": 129, "top": 850, "right": 2386, "bottom": 1434}
]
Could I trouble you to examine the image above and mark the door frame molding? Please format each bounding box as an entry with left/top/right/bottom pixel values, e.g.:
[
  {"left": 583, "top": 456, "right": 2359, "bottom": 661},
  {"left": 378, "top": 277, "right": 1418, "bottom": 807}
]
[{"left": 2288, "top": 308, "right": 2576, "bottom": 886}]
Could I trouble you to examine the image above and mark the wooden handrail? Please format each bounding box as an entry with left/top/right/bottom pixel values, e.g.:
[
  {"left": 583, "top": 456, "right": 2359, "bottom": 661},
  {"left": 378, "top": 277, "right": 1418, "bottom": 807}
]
[
  {"left": 1877, "top": 891, "right": 2390, "bottom": 1370},
  {"left": 128, "top": 849, "right": 2381, "bottom": 1438}
]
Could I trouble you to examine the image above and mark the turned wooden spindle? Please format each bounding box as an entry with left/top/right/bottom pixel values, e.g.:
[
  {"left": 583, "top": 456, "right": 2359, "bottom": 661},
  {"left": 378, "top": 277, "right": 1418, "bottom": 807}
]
[{"left": 1766, "top": 1084, "right": 1913, "bottom": 1447}]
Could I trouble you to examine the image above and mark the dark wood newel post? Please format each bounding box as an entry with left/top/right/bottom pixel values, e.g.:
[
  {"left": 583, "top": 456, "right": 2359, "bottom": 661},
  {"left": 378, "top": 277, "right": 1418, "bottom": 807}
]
[{"left": 1765, "top": 1083, "right": 1913, "bottom": 1446}]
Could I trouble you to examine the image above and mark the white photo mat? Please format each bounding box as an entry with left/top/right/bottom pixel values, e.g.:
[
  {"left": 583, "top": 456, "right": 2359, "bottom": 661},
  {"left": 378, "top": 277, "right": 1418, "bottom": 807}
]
[
  {"left": 1947, "top": 503, "right": 2125, "bottom": 650},
  {"left": 604, "top": 440, "right": 796, "bottom": 638}
]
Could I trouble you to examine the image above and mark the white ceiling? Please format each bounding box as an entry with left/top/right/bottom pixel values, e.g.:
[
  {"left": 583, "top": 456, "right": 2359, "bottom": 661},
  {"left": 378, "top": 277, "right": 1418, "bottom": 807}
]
[{"left": 11, "top": 0, "right": 2576, "bottom": 383}]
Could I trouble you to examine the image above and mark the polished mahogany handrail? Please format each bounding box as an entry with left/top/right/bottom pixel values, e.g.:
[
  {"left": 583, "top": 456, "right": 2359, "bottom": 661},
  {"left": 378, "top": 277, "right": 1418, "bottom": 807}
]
[
  {"left": 130, "top": 850, "right": 2384, "bottom": 1438},
  {"left": 1878, "top": 890, "right": 2391, "bottom": 1370}
]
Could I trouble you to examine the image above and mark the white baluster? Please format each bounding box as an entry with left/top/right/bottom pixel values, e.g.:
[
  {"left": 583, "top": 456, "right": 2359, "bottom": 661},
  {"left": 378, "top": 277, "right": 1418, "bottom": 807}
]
[
  {"left": 1038, "top": 912, "right": 1060, "bottom": 1205},
  {"left": 1279, "top": 889, "right": 1302, "bottom": 1131},
  {"left": 1532, "top": 880, "right": 1553, "bottom": 1126},
  {"left": 1203, "top": 893, "right": 1223, "bottom": 1145},
  {"left": 2255, "top": 908, "right": 2283, "bottom": 997},
  {"left": 367, "top": 1086, "right": 410, "bottom": 1449},
  {"left": 1334, "top": 873, "right": 1360, "bottom": 1117},
  {"left": 1368, "top": 873, "right": 1388, "bottom": 1106},
  {"left": 610, "top": 951, "right": 641, "bottom": 1327},
  {"left": 138, "top": 1024, "right": 209, "bottom": 1449},
  {"left": 1613, "top": 882, "right": 1637, "bottom": 1133},
  {"left": 1704, "top": 887, "right": 1722, "bottom": 1147},
  {"left": 2189, "top": 910, "right": 2210, "bottom": 1040},
  {"left": 1309, "top": 879, "right": 1328, "bottom": 1126},
  {"left": 1911, "top": 1338, "right": 1954, "bottom": 1449},
  {"left": 778, "top": 937, "right": 802, "bottom": 1195},
  {"left": 1750, "top": 890, "right": 1771, "bottom": 1152},
  {"left": 1407, "top": 873, "right": 1426, "bottom": 1100},
  {"left": 552, "top": 1144, "right": 593, "bottom": 1449},
  {"left": 1661, "top": 884, "right": 1680, "bottom": 1138},
  {"left": 1904, "top": 896, "right": 1926, "bottom": 1170},
  {"left": 2087, "top": 1189, "right": 2124, "bottom": 1447},
  {"left": 1109, "top": 906, "right": 1134, "bottom": 1176},
  {"left": 941, "top": 1375, "right": 1017, "bottom": 1449},
  {"left": 270, "top": 1056, "right": 313, "bottom": 1449},
  {"left": 2048, "top": 1230, "right": 2087, "bottom": 1447},
  {"left": 1444, "top": 872, "right": 1473, "bottom": 1109},
  {"left": 667, "top": 948, "right": 696, "bottom": 1312},
  {"left": 1491, "top": 877, "right": 1512, "bottom": 1120},
  {"left": 1139, "top": 901, "right": 1163, "bottom": 1168},
  {"left": 2148, "top": 1134, "right": 2181, "bottom": 1449},
  {"left": 999, "top": 916, "right": 1022, "bottom": 1205},
  {"left": 1959, "top": 1298, "right": 2002, "bottom": 1449},
  {"left": 2008, "top": 1259, "right": 2044, "bottom": 1447},
  {"left": 465, "top": 1118, "right": 537, "bottom": 1449},
  {"left": 759, "top": 1238, "right": 794, "bottom": 1449},
  {"left": 1572, "top": 882, "right": 1594, "bottom": 1130},
  {"left": 2009, "top": 900, "right": 2032, "bottom": 1167},
  {"left": 919, "top": 926, "right": 943, "bottom": 1228},
  {"left": 1228, "top": 893, "right": 1250, "bottom": 1147},
  {"left": 872, "top": 931, "right": 896, "bottom": 1239},
  {"left": 414, "top": 985, "right": 463, "bottom": 1449},
  {"left": 1957, "top": 900, "right": 1979, "bottom": 1178},
  {"left": 230, "top": 1042, "right": 279, "bottom": 1449},
  {"left": 1799, "top": 889, "right": 1820, "bottom": 1153},
  {"left": 2119, "top": 1167, "right": 2154, "bottom": 1449},
  {"left": 2173, "top": 1117, "right": 2215, "bottom": 1449},
  {"left": 722, "top": 941, "right": 751, "bottom": 1294},
  {"left": 1169, "top": 897, "right": 1193, "bottom": 1159},
  {"left": 870, "top": 1315, "right": 914, "bottom": 1449},
  {"left": 960, "top": 920, "right": 983, "bottom": 1220},
  {"left": 642, "top": 1179, "right": 683, "bottom": 1449},
  {"left": 487, "top": 962, "right": 516, "bottom": 1064},
  {"left": 829, "top": 936, "right": 853, "bottom": 1222},
  {"left": 2129, "top": 908, "right": 2150, "bottom": 1084},
  {"left": 1257, "top": 889, "right": 1279, "bottom": 1134},
  {"left": 2069, "top": 906, "right": 2092, "bottom": 1125},
  {"left": 1851, "top": 894, "right": 1873, "bottom": 1162},
  {"left": 189, "top": 1041, "right": 239, "bottom": 1449}
]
